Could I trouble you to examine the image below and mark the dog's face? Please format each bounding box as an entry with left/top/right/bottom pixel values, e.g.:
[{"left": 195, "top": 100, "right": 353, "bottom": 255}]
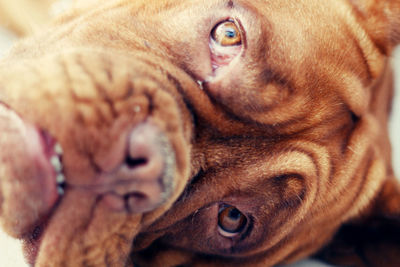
[{"left": 0, "top": 0, "right": 400, "bottom": 266}]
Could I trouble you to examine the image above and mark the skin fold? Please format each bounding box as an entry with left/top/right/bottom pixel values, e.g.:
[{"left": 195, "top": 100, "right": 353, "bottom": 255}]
[{"left": 0, "top": 0, "right": 399, "bottom": 266}]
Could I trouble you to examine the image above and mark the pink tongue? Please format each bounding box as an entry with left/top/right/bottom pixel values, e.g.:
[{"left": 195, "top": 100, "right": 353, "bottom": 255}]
[{"left": 0, "top": 104, "right": 59, "bottom": 238}]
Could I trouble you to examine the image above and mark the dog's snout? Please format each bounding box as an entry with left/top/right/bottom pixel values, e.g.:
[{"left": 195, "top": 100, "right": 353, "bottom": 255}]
[{"left": 101, "top": 122, "right": 176, "bottom": 214}]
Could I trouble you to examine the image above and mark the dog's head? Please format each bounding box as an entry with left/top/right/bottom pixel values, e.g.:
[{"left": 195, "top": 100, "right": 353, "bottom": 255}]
[{"left": 0, "top": 0, "right": 400, "bottom": 266}]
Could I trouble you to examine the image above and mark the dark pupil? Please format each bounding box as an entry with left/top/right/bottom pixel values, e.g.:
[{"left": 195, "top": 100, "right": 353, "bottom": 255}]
[
  {"left": 228, "top": 208, "right": 241, "bottom": 220},
  {"left": 225, "top": 29, "right": 236, "bottom": 38}
]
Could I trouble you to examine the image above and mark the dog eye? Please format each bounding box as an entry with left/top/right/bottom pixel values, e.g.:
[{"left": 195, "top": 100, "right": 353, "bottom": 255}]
[
  {"left": 211, "top": 21, "right": 242, "bottom": 46},
  {"left": 218, "top": 205, "right": 247, "bottom": 237}
]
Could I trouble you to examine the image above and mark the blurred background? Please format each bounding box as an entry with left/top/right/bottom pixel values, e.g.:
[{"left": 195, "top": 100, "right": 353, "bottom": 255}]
[{"left": 0, "top": 1, "right": 399, "bottom": 266}]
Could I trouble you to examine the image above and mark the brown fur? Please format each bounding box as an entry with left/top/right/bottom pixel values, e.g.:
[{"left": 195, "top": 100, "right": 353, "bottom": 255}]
[{"left": 0, "top": 0, "right": 400, "bottom": 266}]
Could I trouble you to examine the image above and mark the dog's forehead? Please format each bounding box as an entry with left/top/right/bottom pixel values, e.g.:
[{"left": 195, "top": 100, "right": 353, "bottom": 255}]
[
  {"left": 67, "top": 0, "right": 360, "bottom": 55},
  {"left": 17, "top": 0, "right": 372, "bottom": 90},
  {"left": 3, "top": 0, "right": 378, "bottom": 136}
]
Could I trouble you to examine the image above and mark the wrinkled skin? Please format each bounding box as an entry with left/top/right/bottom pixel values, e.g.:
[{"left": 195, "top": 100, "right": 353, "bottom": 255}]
[{"left": 0, "top": 0, "right": 400, "bottom": 266}]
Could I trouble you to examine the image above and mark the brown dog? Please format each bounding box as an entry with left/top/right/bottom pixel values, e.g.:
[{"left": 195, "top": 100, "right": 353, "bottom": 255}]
[{"left": 1, "top": 0, "right": 400, "bottom": 266}]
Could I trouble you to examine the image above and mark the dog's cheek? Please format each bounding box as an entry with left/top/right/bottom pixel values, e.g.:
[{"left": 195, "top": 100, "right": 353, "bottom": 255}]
[
  {"left": 136, "top": 177, "right": 307, "bottom": 258},
  {"left": 205, "top": 62, "right": 282, "bottom": 119},
  {"left": 316, "top": 177, "right": 400, "bottom": 266}
]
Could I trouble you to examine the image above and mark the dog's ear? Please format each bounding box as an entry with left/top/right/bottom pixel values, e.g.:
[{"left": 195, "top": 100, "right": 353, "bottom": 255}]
[
  {"left": 317, "top": 177, "right": 400, "bottom": 267},
  {"left": 350, "top": 0, "right": 400, "bottom": 52}
]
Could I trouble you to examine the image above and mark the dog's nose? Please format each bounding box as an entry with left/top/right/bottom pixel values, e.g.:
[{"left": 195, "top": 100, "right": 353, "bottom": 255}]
[{"left": 101, "top": 122, "right": 175, "bottom": 214}]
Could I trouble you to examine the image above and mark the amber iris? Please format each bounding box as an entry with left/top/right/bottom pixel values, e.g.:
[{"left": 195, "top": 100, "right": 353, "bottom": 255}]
[
  {"left": 211, "top": 21, "right": 242, "bottom": 46},
  {"left": 218, "top": 205, "right": 247, "bottom": 234}
]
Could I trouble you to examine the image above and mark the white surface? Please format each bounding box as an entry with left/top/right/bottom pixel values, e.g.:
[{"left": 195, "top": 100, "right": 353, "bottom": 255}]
[
  {"left": 0, "top": 32, "right": 399, "bottom": 267},
  {"left": 0, "top": 28, "right": 17, "bottom": 58},
  {"left": 0, "top": 230, "right": 26, "bottom": 267},
  {"left": 390, "top": 47, "right": 400, "bottom": 176}
]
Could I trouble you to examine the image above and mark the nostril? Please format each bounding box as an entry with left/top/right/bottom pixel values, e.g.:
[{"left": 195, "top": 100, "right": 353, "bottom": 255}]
[
  {"left": 125, "top": 192, "right": 155, "bottom": 213},
  {"left": 125, "top": 156, "right": 148, "bottom": 168},
  {"left": 127, "top": 192, "right": 147, "bottom": 200},
  {"left": 125, "top": 123, "right": 166, "bottom": 182}
]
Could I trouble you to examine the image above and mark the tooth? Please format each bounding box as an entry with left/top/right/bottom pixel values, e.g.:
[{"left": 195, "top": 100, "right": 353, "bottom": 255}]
[
  {"left": 197, "top": 80, "right": 204, "bottom": 90},
  {"left": 56, "top": 173, "right": 65, "bottom": 184},
  {"left": 50, "top": 156, "right": 63, "bottom": 173},
  {"left": 57, "top": 186, "right": 64, "bottom": 195},
  {"left": 54, "top": 143, "right": 63, "bottom": 155}
]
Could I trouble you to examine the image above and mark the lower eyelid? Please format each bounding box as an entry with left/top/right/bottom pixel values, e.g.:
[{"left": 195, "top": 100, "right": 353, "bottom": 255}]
[
  {"left": 218, "top": 226, "right": 241, "bottom": 238},
  {"left": 209, "top": 39, "right": 243, "bottom": 71}
]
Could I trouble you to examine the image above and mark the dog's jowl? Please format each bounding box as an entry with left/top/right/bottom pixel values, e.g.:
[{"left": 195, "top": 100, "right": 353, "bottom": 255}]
[{"left": 0, "top": 0, "right": 400, "bottom": 266}]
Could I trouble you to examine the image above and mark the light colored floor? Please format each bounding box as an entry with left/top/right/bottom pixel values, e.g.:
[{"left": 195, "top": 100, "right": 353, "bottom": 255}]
[
  {"left": 0, "top": 28, "right": 17, "bottom": 58},
  {"left": 390, "top": 47, "right": 400, "bottom": 176},
  {"left": 0, "top": 30, "right": 399, "bottom": 267}
]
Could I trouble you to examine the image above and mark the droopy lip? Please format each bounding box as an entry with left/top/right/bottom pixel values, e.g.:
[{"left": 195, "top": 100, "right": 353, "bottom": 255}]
[
  {"left": 0, "top": 103, "right": 66, "bottom": 265},
  {"left": 0, "top": 103, "right": 65, "bottom": 227},
  {"left": 21, "top": 128, "right": 66, "bottom": 266}
]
